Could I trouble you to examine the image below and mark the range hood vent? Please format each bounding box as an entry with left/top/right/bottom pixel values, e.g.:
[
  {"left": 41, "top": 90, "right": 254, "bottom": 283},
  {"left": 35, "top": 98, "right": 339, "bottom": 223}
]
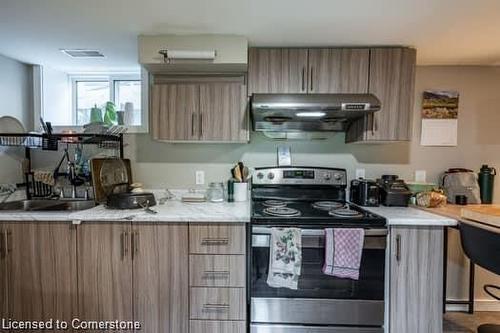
[{"left": 251, "top": 93, "right": 381, "bottom": 133}]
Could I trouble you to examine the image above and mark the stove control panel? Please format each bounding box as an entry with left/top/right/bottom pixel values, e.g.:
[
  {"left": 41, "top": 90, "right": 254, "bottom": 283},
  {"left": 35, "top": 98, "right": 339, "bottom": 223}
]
[{"left": 253, "top": 167, "right": 347, "bottom": 186}]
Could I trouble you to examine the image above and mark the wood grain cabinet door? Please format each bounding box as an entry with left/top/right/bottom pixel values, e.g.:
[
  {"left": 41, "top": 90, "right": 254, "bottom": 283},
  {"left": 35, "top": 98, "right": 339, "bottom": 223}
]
[
  {"left": 389, "top": 226, "right": 443, "bottom": 333},
  {"left": 5, "top": 223, "right": 77, "bottom": 328},
  {"left": 308, "top": 48, "right": 369, "bottom": 93},
  {"left": 248, "top": 48, "right": 309, "bottom": 95},
  {"left": 199, "top": 78, "right": 248, "bottom": 142},
  {"left": 0, "top": 224, "right": 7, "bottom": 320},
  {"left": 151, "top": 83, "right": 199, "bottom": 141},
  {"left": 345, "top": 48, "right": 416, "bottom": 143},
  {"left": 132, "top": 224, "right": 189, "bottom": 333},
  {"left": 77, "top": 223, "right": 133, "bottom": 332}
]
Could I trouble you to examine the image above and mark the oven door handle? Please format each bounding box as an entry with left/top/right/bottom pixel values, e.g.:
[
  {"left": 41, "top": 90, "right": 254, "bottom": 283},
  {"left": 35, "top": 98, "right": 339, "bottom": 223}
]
[{"left": 252, "top": 226, "right": 387, "bottom": 237}]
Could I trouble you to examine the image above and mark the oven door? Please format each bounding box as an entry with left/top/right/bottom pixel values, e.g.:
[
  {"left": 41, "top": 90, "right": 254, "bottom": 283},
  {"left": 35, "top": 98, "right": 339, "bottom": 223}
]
[{"left": 250, "top": 226, "right": 387, "bottom": 328}]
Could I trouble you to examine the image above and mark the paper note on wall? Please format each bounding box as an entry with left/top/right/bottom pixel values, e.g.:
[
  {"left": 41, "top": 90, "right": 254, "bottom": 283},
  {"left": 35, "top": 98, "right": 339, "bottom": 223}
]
[
  {"left": 420, "top": 90, "right": 459, "bottom": 146},
  {"left": 420, "top": 119, "right": 458, "bottom": 146}
]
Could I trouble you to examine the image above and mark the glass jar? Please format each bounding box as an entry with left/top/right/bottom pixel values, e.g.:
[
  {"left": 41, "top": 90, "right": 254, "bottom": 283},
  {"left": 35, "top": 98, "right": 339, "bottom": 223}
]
[{"left": 207, "top": 182, "right": 225, "bottom": 202}]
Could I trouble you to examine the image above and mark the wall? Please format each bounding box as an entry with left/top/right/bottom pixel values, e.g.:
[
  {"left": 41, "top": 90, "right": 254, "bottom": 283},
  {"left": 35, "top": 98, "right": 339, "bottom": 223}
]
[
  {"left": 123, "top": 65, "right": 500, "bottom": 307},
  {"left": 42, "top": 66, "right": 71, "bottom": 126},
  {"left": 0, "top": 54, "right": 32, "bottom": 184}
]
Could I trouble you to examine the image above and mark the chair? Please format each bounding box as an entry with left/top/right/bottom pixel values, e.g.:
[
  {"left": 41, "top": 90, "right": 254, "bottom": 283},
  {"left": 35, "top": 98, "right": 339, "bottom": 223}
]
[{"left": 459, "top": 222, "right": 500, "bottom": 333}]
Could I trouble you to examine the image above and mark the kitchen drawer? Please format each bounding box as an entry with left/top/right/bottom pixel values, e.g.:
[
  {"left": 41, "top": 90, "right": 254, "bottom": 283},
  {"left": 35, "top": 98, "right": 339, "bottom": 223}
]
[
  {"left": 190, "top": 320, "right": 246, "bottom": 333},
  {"left": 190, "top": 255, "right": 246, "bottom": 287},
  {"left": 189, "top": 224, "right": 245, "bottom": 254},
  {"left": 190, "top": 287, "right": 246, "bottom": 321}
]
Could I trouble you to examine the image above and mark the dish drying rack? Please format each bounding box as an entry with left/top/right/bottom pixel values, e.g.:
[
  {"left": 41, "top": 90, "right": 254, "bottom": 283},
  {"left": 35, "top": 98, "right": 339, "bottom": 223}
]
[{"left": 0, "top": 132, "right": 124, "bottom": 199}]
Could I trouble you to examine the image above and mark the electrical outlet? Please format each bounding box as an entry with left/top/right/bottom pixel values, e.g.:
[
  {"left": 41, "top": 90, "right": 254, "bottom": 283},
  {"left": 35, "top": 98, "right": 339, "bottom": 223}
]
[
  {"left": 415, "top": 170, "right": 427, "bottom": 182},
  {"left": 355, "top": 168, "right": 366, "bottom": 179},
  {"left": 195, "top": 171, "right": 205, "bottom": 185}
]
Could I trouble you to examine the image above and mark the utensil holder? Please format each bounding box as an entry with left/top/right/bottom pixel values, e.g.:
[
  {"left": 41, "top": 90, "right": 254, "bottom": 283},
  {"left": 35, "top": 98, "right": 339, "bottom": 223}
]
[{"left": 233, "top": 182, "right": 248, "bottom": 202}]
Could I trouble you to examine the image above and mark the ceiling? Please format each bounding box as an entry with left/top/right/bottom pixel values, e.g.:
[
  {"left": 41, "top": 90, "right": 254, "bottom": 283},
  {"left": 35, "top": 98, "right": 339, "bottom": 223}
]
[{"left": 1, "top": 0, "right": 500, "bottom": 72}]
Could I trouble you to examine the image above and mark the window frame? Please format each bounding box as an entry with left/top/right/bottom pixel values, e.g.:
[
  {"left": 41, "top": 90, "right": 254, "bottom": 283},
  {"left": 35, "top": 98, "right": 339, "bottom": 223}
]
[{"left": 61, "top": 73, "right": 148, "bottom": 133}]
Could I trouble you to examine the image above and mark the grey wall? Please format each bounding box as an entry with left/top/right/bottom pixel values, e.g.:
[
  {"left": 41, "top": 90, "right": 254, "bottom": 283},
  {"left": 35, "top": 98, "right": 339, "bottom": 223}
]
[
  {"left": 124, "top": 65, "right": 500, "bottom": 304},
  {"left": 0, "top": 54, "right": 32, "bottom": 184}
]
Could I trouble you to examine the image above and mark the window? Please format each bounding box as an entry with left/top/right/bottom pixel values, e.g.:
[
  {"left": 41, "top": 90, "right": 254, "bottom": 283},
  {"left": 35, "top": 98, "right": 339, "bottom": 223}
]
[
  {"left": 75, "top": 80, "right": 110, "bottom": 125},
  {"left": 73, "top": 75, "right": 142, "bottom": 127}
]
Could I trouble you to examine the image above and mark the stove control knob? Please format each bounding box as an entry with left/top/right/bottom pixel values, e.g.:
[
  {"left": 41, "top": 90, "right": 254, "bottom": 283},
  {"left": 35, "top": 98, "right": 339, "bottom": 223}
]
[
  {"left": 333, "top": 173, "right": 343, "bottom": 181},
  {"left": 256, "top": 172, "right": 264, "bottom": 179},
  {"left": 267, "top": 172, "right": 275, "bottom": 180},
  {"left": 324, "top": 173, "right": 332, "bottom": 181}
]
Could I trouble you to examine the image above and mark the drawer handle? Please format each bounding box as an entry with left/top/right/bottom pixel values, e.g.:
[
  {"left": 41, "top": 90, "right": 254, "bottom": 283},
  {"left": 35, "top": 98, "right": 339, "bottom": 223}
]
[
  {"left": 203, "top": 270, "right": 230, "bottom": 279},
  {"left": 396, "top": 234, "right": 401, "bottom": 263},
  {"left": 203, "top": 303, "right": 230, "bottom": 311},
  {"left": 201, "top": 238, "right": 229, "bottom": 246}
]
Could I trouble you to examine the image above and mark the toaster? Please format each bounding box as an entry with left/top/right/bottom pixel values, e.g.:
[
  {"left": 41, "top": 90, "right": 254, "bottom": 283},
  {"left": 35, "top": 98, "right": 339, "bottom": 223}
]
[{"left": 350, "top": 179, "right": 380, "bottom": 207}]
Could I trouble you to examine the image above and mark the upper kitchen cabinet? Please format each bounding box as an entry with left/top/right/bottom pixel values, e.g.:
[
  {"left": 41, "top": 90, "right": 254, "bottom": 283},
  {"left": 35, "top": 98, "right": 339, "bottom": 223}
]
[
  {"left": 151, "top": 76, "right": 249, "bottom": 143},
  {"left": 346, "top": 48, "right": 417, "bottom": 143},
  {"left": 248, "top": 48, "right": 309, "bottom": 94},
  {"left": 307, "top": 48, "right": 369, "bottom": 93}
]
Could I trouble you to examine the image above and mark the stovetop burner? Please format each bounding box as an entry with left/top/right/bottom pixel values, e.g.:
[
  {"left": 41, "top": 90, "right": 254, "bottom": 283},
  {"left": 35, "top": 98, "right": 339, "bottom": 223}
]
[
  {"left": 263, "top": 206, "right": 302, "bottom": 217},
  {"left": 328, "top": 207, "right": 364, "bottom": 218},
  {"left": 263, "top": 200, "right": 287, "bottom": 208},
  {"left": 312, "top": 201, "right": 344, "bottom": 210}
]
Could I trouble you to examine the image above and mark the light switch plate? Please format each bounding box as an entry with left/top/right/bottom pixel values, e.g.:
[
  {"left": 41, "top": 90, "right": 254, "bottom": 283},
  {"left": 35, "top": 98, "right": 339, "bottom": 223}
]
[
  {"left": 355, "top": 168, "right": 366, "bottom": 179},
  {"left": 195, "top": 171, "right": 205, "bottom": 185},
  {"left": 415, "top": 170, "right": 426, "bottom": 182}
]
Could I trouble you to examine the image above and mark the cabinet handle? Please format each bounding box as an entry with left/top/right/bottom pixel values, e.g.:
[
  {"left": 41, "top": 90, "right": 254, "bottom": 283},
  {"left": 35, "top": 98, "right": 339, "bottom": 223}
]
[
  {"left": 201, "top": 238, "right": 229, "bottom": 246},
  {"left": 203, "top": 270, "right": 230, "bottom": 279},
  {"left": 301, "top": 67, "right": 305, "bottom": 91},
  {"left": 121, "top": 232, "right": 129, "bottom": 259},
  {"left": 310, "top": 66, "right": 314, "bottom": 91},
  {"left": 0, "top": 230, "right": 4, "bottom": 259},
  {"left": 199, "top": 113, "right": 203, "bottom": 138},
  {"left": 5, "top": 230, "right": 11, "bottom": 255},
  {"left": 396, "top": 234, "right": 401, "bottom": 263},
  {"left": 203, "top": 303, "right": 230, "bottom": 311},
  {"left": 191, "top": 113, "right": 195, "bottom": 137},
  {"left": 132, "top": 231, "right": 139, "bottom": 258}
]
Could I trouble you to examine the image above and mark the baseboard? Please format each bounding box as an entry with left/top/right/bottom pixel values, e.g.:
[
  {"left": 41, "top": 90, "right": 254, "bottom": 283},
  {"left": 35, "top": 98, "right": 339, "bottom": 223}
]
[{"left": 446, "top": 299, "right": 500, "bottom": 312}]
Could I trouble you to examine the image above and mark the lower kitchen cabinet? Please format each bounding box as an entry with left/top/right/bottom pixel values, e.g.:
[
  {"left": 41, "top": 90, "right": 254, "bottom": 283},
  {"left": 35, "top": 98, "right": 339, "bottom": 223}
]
[
  {"left": 77, "top": 223, "right": 133, "bottom": 331},
  {"left": 132, "top": 223, "right": 189, "bottom": 333},
  {"left": 0, "top": 222, "right": 77, "bottom": 330},
  {"left": 190, "top": 320, "right": 247, "bottom": 333},
  {"left": 389, "top": 226, "right": 443, "bottom": 333}
]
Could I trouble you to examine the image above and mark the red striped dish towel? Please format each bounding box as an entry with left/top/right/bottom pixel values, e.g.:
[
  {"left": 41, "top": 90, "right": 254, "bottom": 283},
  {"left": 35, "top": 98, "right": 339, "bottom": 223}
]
[{"left": 323, "top": 228, "right": 365, "bottom": 280}]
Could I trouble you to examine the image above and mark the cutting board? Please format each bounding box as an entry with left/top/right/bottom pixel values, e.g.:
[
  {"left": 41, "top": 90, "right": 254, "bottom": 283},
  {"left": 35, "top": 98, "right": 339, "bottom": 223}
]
[
  {"left": 90, "top": 158, "right": 132, "bottom": 204},
  {"left": 461, "top": 205, "right": 500, "bottom": 229}
]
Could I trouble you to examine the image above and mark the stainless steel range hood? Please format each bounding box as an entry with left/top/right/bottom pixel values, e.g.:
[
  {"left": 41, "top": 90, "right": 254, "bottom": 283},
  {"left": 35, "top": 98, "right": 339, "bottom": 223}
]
[{"left": 251, "top": 94, "right": 381, "bottom": 132}]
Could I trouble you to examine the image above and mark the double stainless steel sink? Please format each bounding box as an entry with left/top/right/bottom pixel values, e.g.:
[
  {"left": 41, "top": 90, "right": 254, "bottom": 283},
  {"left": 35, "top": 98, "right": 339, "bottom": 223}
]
[{"left": 0, "top": 199, "right": 96, "bottom": 211}]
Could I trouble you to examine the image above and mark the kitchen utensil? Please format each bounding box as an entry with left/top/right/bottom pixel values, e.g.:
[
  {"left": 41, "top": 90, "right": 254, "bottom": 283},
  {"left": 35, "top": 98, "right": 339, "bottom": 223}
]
[
  {"left": 456, "top": 195, "right": 468, "bottom": 205},
  {"left": 90, "top": 158, "right": 132, "bottom": 203},
  {"left": 106, "top": 192, "right": 156, "bottom": 210},
  {"left": 233, "top": 165, "right": 242, "bottom": 182},
  {"left": 478, "top": 164, "right": 496, "bottom": 204}
]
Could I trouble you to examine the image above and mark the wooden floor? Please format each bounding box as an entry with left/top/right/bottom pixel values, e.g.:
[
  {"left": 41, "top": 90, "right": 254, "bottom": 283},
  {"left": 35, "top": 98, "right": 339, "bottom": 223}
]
[{"left": 444, "top": 312, "right": 500, "bottom": 332}]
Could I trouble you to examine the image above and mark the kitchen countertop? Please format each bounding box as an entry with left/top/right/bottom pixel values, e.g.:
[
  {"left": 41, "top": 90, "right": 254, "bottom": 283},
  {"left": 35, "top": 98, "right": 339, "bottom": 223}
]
[
  {"left": 0, "top": 190, "right": 457, "bottom": 226},
  {"left": 365, "top": 206, "right": 457, "bottom": 226},
  {"left": 0, "top": 189, "right": 251, "bottom": 223}
]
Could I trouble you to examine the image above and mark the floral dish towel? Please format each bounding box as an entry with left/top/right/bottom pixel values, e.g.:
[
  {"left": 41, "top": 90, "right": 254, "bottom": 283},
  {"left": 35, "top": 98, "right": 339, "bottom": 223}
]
[{"left": 267, "top": 227, "right": 302, "bottom": 290}]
